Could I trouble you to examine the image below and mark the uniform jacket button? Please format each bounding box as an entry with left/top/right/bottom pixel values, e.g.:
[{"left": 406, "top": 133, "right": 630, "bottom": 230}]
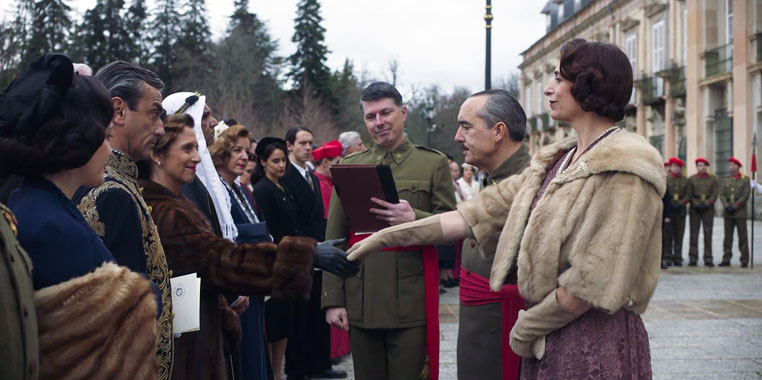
[
  {"left": 470, "top": 241, "right": 476, "bottom": 248},
  {"left": 23, "top": 305, "right": 29, "bottom": 318}
]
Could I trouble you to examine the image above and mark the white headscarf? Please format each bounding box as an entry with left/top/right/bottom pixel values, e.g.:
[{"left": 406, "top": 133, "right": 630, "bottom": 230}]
[{"left": 162, "top": 92, "right": 238, "bottom": 242}]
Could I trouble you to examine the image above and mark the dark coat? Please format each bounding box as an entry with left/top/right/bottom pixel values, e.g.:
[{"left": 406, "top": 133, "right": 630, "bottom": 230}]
[
  {"left": 140, "top": 179, "right": 315, "bottom": 380},
  {"left": 181, "top": 175, "right": 223, "bottom": 236},
  {"left": 9, "top": 177, "right": 115, "bottom": 289},
  {"left": 280, "top": 163, "right": 325, "bottom": 241},
  {"left": 251, "top": 178, "right": 297, "bottom": 244}
]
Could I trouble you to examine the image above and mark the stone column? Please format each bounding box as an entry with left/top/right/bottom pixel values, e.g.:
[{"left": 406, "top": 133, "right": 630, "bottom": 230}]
[
  {"left": 685, "top": 0, "right": 703, "bottom": 176},
  {"left": 732, "top": 0, "right": 751, "bottom": 167},
  {"left": 665, "top": 82, "right": 676, "bottom": 158}
]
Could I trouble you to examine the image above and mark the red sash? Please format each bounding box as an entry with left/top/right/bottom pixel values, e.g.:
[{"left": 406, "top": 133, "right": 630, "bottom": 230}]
[
  {"left": 459, "top": 268, "right": 524, "bottom": 380},
  {"left": 348, "top": 232, "right": 440, "bottom": 380}
]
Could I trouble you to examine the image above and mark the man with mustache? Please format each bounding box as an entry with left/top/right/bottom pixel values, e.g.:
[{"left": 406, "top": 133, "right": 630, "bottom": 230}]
[
  {"left": 322, "top": 82, "right": 456, "bottom": 380},
  {"left": 453, "top": 90, "right": 530, "bottom": 380},
  {"left": 75, "top": 61, "right": 174, "bottom": 380}
]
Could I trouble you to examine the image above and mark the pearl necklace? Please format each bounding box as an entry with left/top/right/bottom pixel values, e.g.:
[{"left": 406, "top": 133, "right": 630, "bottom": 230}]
[{"left": 558, "top": 126, "right": 621, "bottom": 175}]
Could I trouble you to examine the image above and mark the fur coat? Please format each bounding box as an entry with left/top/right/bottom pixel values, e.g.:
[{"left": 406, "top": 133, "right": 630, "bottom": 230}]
[
  {"left": 140, "top": 179, "right": 315, "bottom": 380},
  {"left": 458, "top": 130, "right": 666, "bottom": 314},
  {"left": 35, "top": 262, "right": 159, "bottom": 380}
]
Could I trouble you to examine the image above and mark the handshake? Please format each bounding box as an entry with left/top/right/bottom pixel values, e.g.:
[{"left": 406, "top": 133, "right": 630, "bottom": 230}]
[{"left": 315, "top": 239, "right": 360, "bottom": 278}]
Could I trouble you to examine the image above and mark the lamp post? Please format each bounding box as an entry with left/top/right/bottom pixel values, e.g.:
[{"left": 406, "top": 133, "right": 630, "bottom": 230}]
[
  {"left": 423, "top": 104, "right": 437, "bottom": 148},
  {"left": 484, "top": 0, "right": 493, "bottom": 90}
]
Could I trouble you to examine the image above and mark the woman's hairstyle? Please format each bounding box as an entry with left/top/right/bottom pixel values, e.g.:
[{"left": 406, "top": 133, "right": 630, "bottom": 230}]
[
  {"left": 0, "top": 53, "right": 113, "bottom": 177},
  {"left": 559, "top": 38, "right": 633, "bottom": 122},
  {"left": 252, "top": 137, "right": 288, "bottom": 184},
  {"left": 209, "top": 124, "right": 251, "bottom": 169},
  {"left": 153, "top": 114, "right": 195, "bottom": 156}
]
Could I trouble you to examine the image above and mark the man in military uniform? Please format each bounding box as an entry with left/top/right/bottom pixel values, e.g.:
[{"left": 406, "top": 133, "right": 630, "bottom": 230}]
[
  {"left": 0, "top": 203, "right": 38, "bottom": 380},
  {"left": 453, "top": 90, "right": 530, "bottom": 380},
  {"left": 322, "top": 82, "right": 456, "bottom": 380},
  {"left": 720, "top": 157, "right": 750, "bottom": 267},
  {"left": 74, "top": 61, "right": 174, "bottom": 380},
  {"left": 664, "top": 157, "right": 690, "bottom": 266},
  {"left": 687, "top": 158, "right": 719, "bottom": 266}
]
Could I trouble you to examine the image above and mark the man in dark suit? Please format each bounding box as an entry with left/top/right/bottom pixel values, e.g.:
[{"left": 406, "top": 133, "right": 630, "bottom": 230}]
[{"left": 281, "top": 127, "right": 346, "bottom": 379}]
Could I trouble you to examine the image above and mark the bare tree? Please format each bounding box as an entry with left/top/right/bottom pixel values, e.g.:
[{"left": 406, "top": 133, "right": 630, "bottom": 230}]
[{"left": 385, "top": 57, "right": 400, "bottom": 87}]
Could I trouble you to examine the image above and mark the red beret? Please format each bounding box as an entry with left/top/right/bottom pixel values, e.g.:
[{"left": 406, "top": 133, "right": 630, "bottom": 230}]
[
  {"left": 667, "top": 157, "right": 684, "bottom": 167},
  {"left": 728, "top": 157, "right": 742, "bottom": 167},
  {"left": 695, "top": 157, "right": 710, "bottom": 166},
  {"left": 312, "top": 140, "right": 342, "bottom": 161}
]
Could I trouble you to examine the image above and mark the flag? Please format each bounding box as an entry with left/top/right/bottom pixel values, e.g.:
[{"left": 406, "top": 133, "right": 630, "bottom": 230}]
[{"left": 753, "top": 133, "right": 758, "bottom": 173}]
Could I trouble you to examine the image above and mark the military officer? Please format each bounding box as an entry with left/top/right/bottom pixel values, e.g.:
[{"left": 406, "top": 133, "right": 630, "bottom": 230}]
[
  {"left": 0, "top": 203, "right": 38, "bottom": 380},
  {"left": 453, "top": 90, "right": 530, "bottom": 380},
  {"left": 664, "top": 157, "right": 689, "bottom": 266},
  {"left": 720, "top": 157, "right": 750, "bottom": 267},
  {"left": 687, "top": 157, "right": 719, "bottom": 266},
  {"left": 322, "top": 82, "right": 456, "bottom": 380}
]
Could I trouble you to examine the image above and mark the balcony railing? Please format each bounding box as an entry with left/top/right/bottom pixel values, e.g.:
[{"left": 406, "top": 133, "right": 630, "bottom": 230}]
[
  {"left": 669, "top": 66, "right": 686, "bottom": 97},
  {"left": 704, "top": 43, "right": 733, "bottom": 77},
  {"left": 638, "top": 76, "right": 663, "bottom": 105},
  {"left": 539, "top": 113, "right": 553, "bottom": 132}
]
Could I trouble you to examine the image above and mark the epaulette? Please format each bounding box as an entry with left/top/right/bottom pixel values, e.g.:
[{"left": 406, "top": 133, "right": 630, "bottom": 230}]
[
  {"left": 414, "top": 145, "right": 447, "bottom": 158},
  {"left": 0, "top": 203, "right": 18, "bottom": 236},
  {"left": 340, "top": 148, "right": 370, "bottom": 161}
]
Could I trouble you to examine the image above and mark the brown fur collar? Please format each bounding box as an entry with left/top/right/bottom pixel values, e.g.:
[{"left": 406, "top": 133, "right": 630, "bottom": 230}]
[{"left": 35, "top": 262, "right": 158, "bottom": 380}]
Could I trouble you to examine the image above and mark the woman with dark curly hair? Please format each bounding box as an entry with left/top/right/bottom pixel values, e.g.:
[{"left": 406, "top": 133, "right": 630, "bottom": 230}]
[
  {"left": 348, "top": 39, "right": 665, "bottom": 379},
  {"left": 0, "top": 53, "right": 161, "bottom": 380}
]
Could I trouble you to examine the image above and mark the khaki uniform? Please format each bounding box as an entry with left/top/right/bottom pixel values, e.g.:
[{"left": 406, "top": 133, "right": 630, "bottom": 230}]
[
  {"left": 687, "top": 174, "right": 719, "bottom": 264},
  {"left": 322, "top": 138, "right": 456, "bottom": 380},
  {"left": 0, "top": 203, "right": 38, "bottom": 380},
  {"left": 664, "top": 174, "right": 689, "bottom": 264},
  {"left": 720, "top": 175, "right": 750, "bottom": 265},
  {"left": 457, "top": 145, "right": 530, "bottom": 380}
]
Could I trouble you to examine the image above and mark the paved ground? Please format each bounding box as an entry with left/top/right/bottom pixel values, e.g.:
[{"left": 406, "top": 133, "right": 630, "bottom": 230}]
[{"left": 331, "top": 218, "right": 762, "bottom": 379}]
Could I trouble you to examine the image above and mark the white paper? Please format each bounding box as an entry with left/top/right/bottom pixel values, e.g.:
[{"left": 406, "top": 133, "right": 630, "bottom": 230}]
[{"left": 170, "top": 273, "right": 201, "bottom": 334}]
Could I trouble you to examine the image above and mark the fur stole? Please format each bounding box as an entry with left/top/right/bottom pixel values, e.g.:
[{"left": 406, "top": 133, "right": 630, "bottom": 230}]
[
  {"left": 459, "top": 130, "right": 666, "bottom": 314},
  {"left": 35, "top": 262, "right": 158, "bottom": 380}
]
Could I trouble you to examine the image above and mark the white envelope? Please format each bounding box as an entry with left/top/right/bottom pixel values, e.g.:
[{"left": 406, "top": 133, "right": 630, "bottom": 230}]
[{"left": 170, "top": 273, "right": 201, "bottom": 334}]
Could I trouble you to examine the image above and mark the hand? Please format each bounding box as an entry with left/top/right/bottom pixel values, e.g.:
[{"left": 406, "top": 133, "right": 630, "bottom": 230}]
[
  {"left": 664, "top": 217, "right": 671, "bottom": 224},
  {"left": 230, "top": 296, "right": 249, "bottom": 316},
  {"left": 725, "top": 205, "right": 736, "bottom": 214},
  {"left": 326, "top": 307, "right": 349, "bottom": 331},
  {"left": 370, "top": 198, "right": 415, "bottom": 225},
  {"left": 509, "top": 319, "right": 546, "bottom": 360},
  {"left": 315, "top": 239, "right": 360, "bottom": 278}
]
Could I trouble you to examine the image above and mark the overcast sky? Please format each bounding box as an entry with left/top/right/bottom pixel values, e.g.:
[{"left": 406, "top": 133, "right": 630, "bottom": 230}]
[{"left": 1, "top": 0, "right": 548, "bottom": 96}]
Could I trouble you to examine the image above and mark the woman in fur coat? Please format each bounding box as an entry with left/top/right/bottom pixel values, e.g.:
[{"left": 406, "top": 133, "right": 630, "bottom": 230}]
[
  {"left": 1, "top": 53, "right": 160, "bottom": 380},
  {"left": 139, "top": 114, "right": 316, "bottom": 380},
  {"left": 347, "top": 39, "right": 665, "bottom": 379}
]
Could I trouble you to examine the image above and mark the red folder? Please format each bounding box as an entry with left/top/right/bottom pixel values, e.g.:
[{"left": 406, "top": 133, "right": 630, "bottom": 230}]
[{"left": 330, "top": 164, "right": 398, "bottom": 234}]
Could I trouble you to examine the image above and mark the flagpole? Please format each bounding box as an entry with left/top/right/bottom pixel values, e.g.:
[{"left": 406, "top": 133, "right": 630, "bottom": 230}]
[{"left": 752, "top": 133, "right": 757, "bottom": 269}]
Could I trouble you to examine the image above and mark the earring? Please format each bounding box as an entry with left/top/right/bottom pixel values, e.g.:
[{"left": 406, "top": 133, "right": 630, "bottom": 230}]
[{"left": 154, "top": 160, "right": 162, "bottom": 167}]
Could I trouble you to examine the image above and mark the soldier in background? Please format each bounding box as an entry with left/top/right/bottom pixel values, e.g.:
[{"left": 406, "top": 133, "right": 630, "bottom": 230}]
[
  {"left": 720, "top": 157, "right": 750, "bottom": 267},
  {"left": 664, "top": 157, "right": 689, "bottom": 266},
  {"left": 687, "top": 158, "right": 719, "bottom": 267}
]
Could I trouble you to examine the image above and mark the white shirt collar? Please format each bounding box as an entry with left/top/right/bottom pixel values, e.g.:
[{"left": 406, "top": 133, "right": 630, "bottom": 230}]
[{"left": 291, "top": 159, "right": 309, "bottom": 177}]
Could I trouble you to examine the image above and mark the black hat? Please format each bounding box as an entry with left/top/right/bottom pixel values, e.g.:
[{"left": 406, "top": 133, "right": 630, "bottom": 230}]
[
  {"left": 0, "top": 53, "right": 74, "bottom": 139},
  {"left": 0, "top": 53, "right": 112, "bottom": 177},
  {"left": 255, "top": 137, "right": 287, "bottom": 157}
]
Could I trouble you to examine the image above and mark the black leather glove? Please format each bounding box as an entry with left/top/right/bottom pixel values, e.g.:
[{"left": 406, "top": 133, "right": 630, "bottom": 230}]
[
  {"left": 725, "top": 205, "right": 736, "bottom": 214},
  {"left": 694, "top": 203, "right": 706, "bottom": 213},
  {"left": 315, "top": 238, "right": 360, "bottom": 278},
  {"left": 671, "top": 202, "right": 682, "bottom": 213}
]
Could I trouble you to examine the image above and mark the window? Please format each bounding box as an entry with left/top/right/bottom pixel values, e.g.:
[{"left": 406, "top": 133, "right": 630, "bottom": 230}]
[
  {"left": 652, "top": 20, "right": 665, "bottom": 95},
  {"left": 575, "top": 0, "right": 582, "bottom": 11},
  {"left": 726, "top": 0, "right": 734, "bottom": 44},
  {"left": 626, "top": 34, "right": 637, "bottom": 103},
  {"left": 537, "top": 81, "right": 544, "bottom": 115},
  {"left": 558, "top": 4, "right": 564, "bottom": 20},
  {"left": 525, "top": 86, "right": 532, "bottom": 116}
]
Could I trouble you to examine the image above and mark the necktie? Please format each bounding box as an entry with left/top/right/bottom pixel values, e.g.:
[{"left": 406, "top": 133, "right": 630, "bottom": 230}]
[{"left": 305, "top": 171, "right": 314, "bottom": 191}]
